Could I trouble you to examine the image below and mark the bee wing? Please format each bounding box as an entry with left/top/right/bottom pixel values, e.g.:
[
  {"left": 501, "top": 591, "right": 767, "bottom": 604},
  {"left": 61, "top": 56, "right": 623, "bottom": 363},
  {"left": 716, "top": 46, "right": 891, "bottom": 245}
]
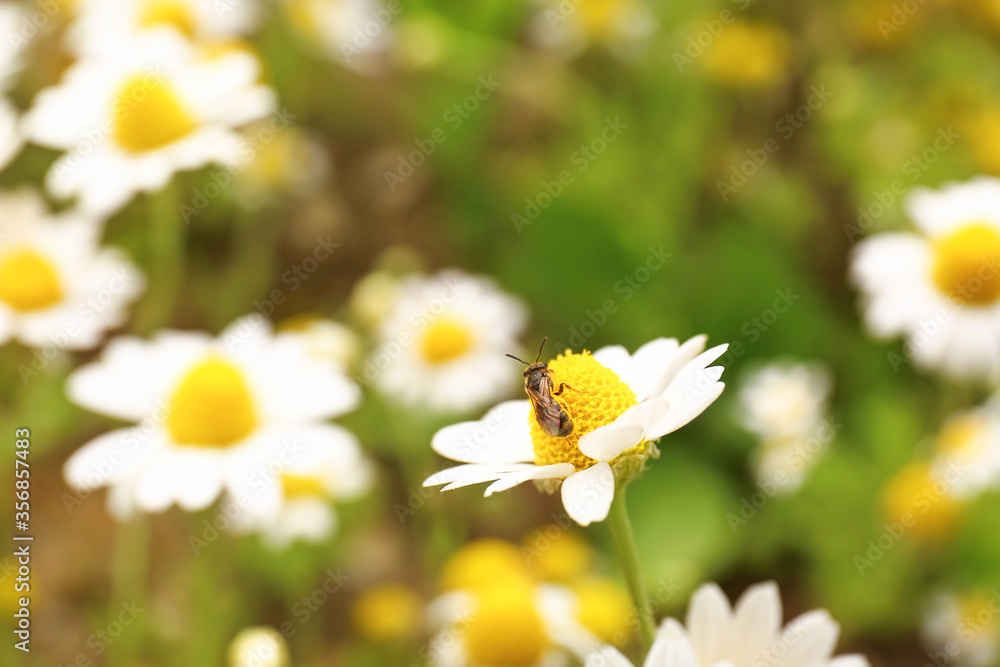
[{"left": 528, "top": 387, "right": 567, "bottom": 437}]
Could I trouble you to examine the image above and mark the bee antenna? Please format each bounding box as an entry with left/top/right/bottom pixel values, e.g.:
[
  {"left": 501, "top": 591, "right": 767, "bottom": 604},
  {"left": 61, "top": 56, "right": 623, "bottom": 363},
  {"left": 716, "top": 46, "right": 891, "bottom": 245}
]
[
  {"left": 535, "top": 337, "right": 548, "bottom": 364},
  {"left": 505, "top": 353, "right": 529, "bottom": 366}
]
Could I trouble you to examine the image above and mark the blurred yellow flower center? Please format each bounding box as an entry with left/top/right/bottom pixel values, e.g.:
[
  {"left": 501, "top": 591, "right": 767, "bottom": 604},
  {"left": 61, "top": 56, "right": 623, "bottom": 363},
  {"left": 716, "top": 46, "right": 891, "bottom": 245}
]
[
  {"left": 352, "top": 583, "right": 422, "bottom": 642},
  {"left": 139, "top": 0, "right": 196, "bottom": 37},
  {"left": 441, "top": 539, "right": 531, "bottom": 591},
  {"left": 281, "top": 473, "right": 326, "bottom": 499},
  {"left": 932, "top": 224, "right": 1000, "bottom": 306},
  {"left": 527, "top": 529, "right": 594, "bottom": 583},
  {"left": 0, "top": 248, "right": 63, "bottom": 312},
  {"left": 574, "top": 577, "right": 633, "bottom": 646},
  {"left": 464, "top": 579, "right": 547, "bottom": 667},
  {"left": 114, "top": 75, "right": 197, "bottom": 153},
  {"left": 882, "top": 461, "right": 962, "bottom": 542},
  {"left": 960, "top": 593, "right": 1000, "bottom": 637},
  {"left": 701, "top": 23, "right": 789, "bottom": 87},
  {"left": 167, "top": 357, "right": 258, "bottom": 447},
  {"left": 530, "top": 352, "right": 637, "bottom": 469},
  {"left": 420, "top": 319, "right": 473, "bottom": 365},
  {"left": 579, "top": 0, "right": 627, "bottom": 37},
  {"left": 936, "top": 413, "right": 988, "bottom": 456}
]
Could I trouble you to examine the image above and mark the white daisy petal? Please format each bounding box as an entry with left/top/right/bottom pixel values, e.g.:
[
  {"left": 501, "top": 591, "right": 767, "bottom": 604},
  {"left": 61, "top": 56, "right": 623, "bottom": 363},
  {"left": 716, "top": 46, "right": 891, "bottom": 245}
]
[
  {"left": 647, "top": 335, "right": 709, "bottom": 401},
  {"left": 431, "top": 400, "right": 534, "bottom": 464},
  {"left": 646, "top": 633, "right": 701, "bottom": 667},
  {"left": 578, "top": 400, "right": 670, "bottom": 461},
  {"left": 560, "top": 462, "right": 615, "bottom": 526},
  {"left": 424, "top": 463, "right": 536, "bottom": 489},
  {"left": 686, "top": 583, "right": 734, "bottom": 666},
  {"left": 773, "top": 610, "right": 839, "bottom": 667},
  {"left": 584, "top": 646, "right": 634, "bottom": 667},
  {"left": 729, "top": 581, "right": 782, "bottom": 665},
  {"left": 483, "top": 463, "right": 576, "bottom": 496}
]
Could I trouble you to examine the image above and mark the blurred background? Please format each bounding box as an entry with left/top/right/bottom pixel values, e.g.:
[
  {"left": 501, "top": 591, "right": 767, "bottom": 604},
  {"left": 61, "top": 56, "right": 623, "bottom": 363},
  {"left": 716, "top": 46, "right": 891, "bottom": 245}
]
[{"left": 4, "top": 0, "right": 1000, "bottom": 664}]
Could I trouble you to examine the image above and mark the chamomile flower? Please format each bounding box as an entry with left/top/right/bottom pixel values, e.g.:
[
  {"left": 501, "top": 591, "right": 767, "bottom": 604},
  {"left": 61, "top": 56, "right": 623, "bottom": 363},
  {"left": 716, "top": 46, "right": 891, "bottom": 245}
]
[
  {"left": 850, "top": 177, "right": 1000, "bottom": 383},
  {"left": 530, "top": 0, "right": 657, "bottom": 59},
  {"left": 278, "top": 315, "right": 360, "bottom": 368},
  {"left": 737, "top": 360, "right": 833, "bottom": 492},
  {"left": 283, "top": 0, "right": 394, "bottom": 74},
  {"left": 699, "top": 21, "right": 791, "bottom": 88},
  {"left": 0, "top": 98, "right": 21, "bottom": 171},
  {"left": 882, "top": 461, "right": 964, "bottom": 542},
  {"left": 352, "top": 583, "right": 424, "bottom": 642},
  {"left": 228, "top": 425, "right": 375, "bottom": 547},
  {"left": 428, "top": 572, "right": 599, "bottom": 667},
  {"left": 232, "top": 123, "right": 329, "bottom": 208},
  {"left": 372, "top": 269, "right": 527, "bottom": 413},
  {"left": 68, "top": 0, "right": 261, "bottom": 56},
  {"left": 228, "top": 627, "right": 289, "bottom": 667},
  {"left": 424, "top": 336, "right": 727, "bottom": 526},
  {"left": 929, "top": 405, "right": 1000, "bottom": 499},
  {"left": 0, "top": 189, "right": 144, "bottom": 351},
  {"left": 62, "top": 315, "right": 360, "bottom": 518},
  {"left": 0, "top": 3, "right": 26, "bottom": 89},
  {"left": 585, "top": 582, "right": 870, "bottom": 667},
  {"left": 922, "top": 591, "right": 1000, "bottom": 667},
  {"left": 22, "top": 29, "right": 275, "bottom": 217}
]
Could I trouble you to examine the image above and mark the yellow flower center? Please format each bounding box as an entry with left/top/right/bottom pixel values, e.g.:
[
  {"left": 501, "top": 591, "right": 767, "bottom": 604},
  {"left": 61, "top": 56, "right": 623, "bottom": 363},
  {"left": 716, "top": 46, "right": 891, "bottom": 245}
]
[
  {"left": 579, "top": 0, "right": 628, "bottom": 37},
  {"left": 525, "top": 528, "right": 594, "bottom": 583},
  {"left": 959, "top": 593, "right": 1000, "bottom": 638},
  {"left": 882, "top": 461, "right": 962, "bottom": 542},
  {"left": 574, "top": 577, "right": 633, "bottom": 646},
  {"left": 113, "top": 75, "right": 197, "bottom": 153},
  {"left": 701, "top": 22, "right": 790, "bottom": 87},
  {"left": 463, "top": 578, "right": 548, "bottom": 667},
  {"left": 166, "top": 357, "right": 258, "bottom": 447},
  {"left": 440, "top": 539, "right": 532, "bottom": 592},
  {"left": 936, "top": 413, "right": 988, "bottom": 456},
  {"left": 138, "top": 0, "right": 197, "bottom": 37},
  {"left": 0, "top": 248, "right": 64, "bottom": 312},
  {"left": 932, "top": 224, "right": 1000, "bottom": 306},
  {"left": 530, "top": 352, "right": 637, "bottom": 469},
  {"left": 281, "top": 473, "right": 327, "bottom": 499},
  {"left": 419, "top": 319, "right": 473, "bottom": 365},
  {"left": 352, "top": 583, "right": 423, "bottom": 642}
]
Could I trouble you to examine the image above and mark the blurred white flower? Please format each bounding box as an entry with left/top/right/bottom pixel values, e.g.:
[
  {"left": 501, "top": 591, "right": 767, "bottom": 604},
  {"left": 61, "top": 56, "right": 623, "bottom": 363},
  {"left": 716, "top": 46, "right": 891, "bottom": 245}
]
[
  {"left": 62, "top": 316, "right": 360, "bottom": 518},
  {"left": 586, "top": 582, "right": 870, "bottom": 667},
  {"left": 921, "top": 591, "right": 1000, "bottom": 667},
  {"left": 425, "top": 336, "right": 727, "bottom": 526},
  {"left": 737, "top": 360, "right": 833, "bottom": 493},
  {"left": 68, "top": 0, "right": 261, "bottom": 56},
  {"left": 232, "top": 123, "right": 330, "bottom": 208},
  {"left": 851, "top": 176, "right": 1000, "bottom": 384},
  {"left": 0, "top": 189, "right": 144, "bottom": 351},
  {"left": 283, "top": 0, "right": 394, "bottom": 74},
  {"left": 929, "top": 405, "right": 1000, "bottom": 499},
  {"left": 530, "top": 0, "right": 657, "bottom": 59},
  {"left": 0, "top": 3, "right": 27, "bottom": 89},
  {"left": 371, "top": 269, "right": 527, "bottom": 413},
  {"left": 229, "top": 427, "right": 374, "bottom": 547},
  {"left": 278, "top": 316, "right": 359, "bottom": 368},
  {"left": 428, "top": 575, "right": 599, "bottom": 667},
  {"left": 228, "top": 626, "right": 289, "bottom": 667},
  {"left": 22, "top": 29, "right": 275, "bottom": 216},
  {"left": 0, "top": 98, "right": 22, "bottom": 173}
]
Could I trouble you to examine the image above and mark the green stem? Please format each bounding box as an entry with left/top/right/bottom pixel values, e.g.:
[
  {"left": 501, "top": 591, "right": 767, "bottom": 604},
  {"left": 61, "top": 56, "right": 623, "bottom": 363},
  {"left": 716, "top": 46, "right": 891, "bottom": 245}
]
[
  {"left": 110, "top": 516, "right": 150, "bottom": 666},
  {"left": 136, "top": 180, "right": 183, "bottom": 333},
  {"left": 607, "top": 486, "right": 655, "bottom": 652}
]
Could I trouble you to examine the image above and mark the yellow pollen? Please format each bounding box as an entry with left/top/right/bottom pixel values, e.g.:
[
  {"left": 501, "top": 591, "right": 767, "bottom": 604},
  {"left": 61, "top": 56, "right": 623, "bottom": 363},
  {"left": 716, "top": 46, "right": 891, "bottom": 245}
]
[
  {"left": 440, "top": 539, "right": 532, "bottom": 592},
  {"left": 419, "top": 318, "right": 473, "bottom": 365},
  {"left": 281, "top": 473, "right": 327, "bottom": 499},
  {"left": 882, "top": 461, "right": 963, "bottom": 542},
  {"left": 932, "top": 224, "right": 1000, "bottom": 306},
  {"left": 352, "top": 583, "right": 423, "bottom": 642},
  {"left": 0, "top": 248, "right": 63, "bottom": 312},
  {"left": 138, "top": 0, "right": 197, "bottom": 37},
  {"left": 113, "top": 75, "right": 197, "bottom": 153},
  {"left": 463, "top": 577, "right": 548, "bottom": 667},
  {"left": 530, "top": 352, "right": 637, "bottom": 470},
  {"left": 574, "top": 577, "right": 633, "bottom": 646},
  {"left": 166, "top": 357, "right": 258, "bottom": 447}
]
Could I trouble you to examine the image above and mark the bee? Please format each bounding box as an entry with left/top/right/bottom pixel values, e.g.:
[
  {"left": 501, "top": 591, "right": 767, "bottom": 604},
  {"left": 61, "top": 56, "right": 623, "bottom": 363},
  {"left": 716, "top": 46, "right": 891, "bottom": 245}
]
[{"left": 506, "top": 337, "right": 579, "bottom": 438}]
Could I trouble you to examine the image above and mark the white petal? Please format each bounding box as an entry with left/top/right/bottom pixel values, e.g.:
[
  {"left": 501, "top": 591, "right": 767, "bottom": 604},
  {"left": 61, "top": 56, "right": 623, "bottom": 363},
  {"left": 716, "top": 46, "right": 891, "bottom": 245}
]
[
  {"left": 483, "top": 463, "right": 576, "bottom": 496},
  {"left": 578, "top": 400, "right": 670, "bottom": 461},
  {"left": 560, "top": 462, "right": 615, "bottom": 526},
  {"left": 645, "top": 633, "right": 701, "bottom": 667},
  {"left": 729, "top": 582, "right": 782, "bottom": 665},
  {"left": 584, "top": 646, "right": 634, "bottom": 667},
  {"left": 132, "top": 447, "right": 225, "bottom": 512},
  {"left": 431, "top": 400, "right": 535, "bottom": 464},
  {"left": 647, "top": 335, "right": 708, "bottom": 400},
  {"left": 424, "top": 463, "right": 536, "bottom": 489},
  {"left": 828, "top": 655, "right": 870, "bottom": 667},
  {"left": 774, "top": 610, "right": 839, "bottom": 667},
  {"left": 686, "top": 583, "right": 734, "bottom": 666},
  {"left": 592, "top": 345, "right": 631, "bottom": 380},
  {"left": 625, "top": 338, "right": 682, "bottom": 401}
]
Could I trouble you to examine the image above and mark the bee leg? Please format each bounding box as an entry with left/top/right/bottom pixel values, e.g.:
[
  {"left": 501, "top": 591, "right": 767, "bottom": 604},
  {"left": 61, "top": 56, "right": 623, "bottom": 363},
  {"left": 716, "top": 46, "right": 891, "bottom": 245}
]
[{"left": 553, "top": 383, "right": 588, "bottom": 396}]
